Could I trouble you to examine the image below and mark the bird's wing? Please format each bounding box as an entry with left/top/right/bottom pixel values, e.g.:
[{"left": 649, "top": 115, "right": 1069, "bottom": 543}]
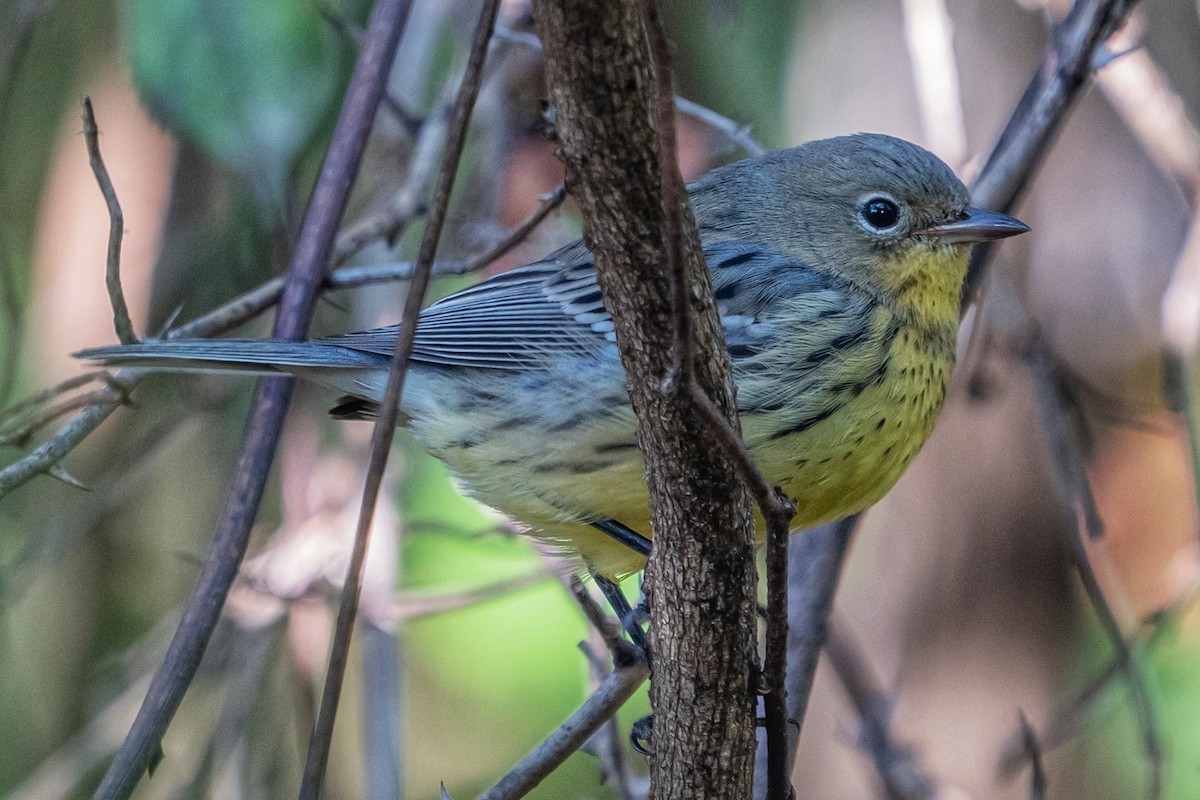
[{"left": 322, "top": 240, "right": 853, "bottom": 371}]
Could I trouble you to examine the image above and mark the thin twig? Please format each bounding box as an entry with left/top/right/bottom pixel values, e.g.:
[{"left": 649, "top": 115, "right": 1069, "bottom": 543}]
[
  {"left": 0, "top": 381, "right": 131, "bottom": 500},
  {"left": 1093, "top": 12, "right": 1200, "bottom": 205},
  {"left": 2, "top": 371, "right": 115, "bottom": 420},
  {"left": 996, "top": 599, "right": 1187, "bottom": 778},
  {"left": 1018, "top": 713, "right": 1047, "bottom": 800},
  {"left": 774, "top": 516, "right": 858, "bottom": 786},
  {"left": 0, "top": 390, "right": 122, "bottom": 447},
  {"left": 672, "top": 96, "right": 766, "bottom": 157},
  {"left": 567, "top": 576, "right": 636, "bottom": 661},
  {"left": 297, "top": 1, "right": 502, "bottom": 795},
  {"left": 477, "top": 662, "right": 651, "bottom": 800},
  {"left": 493, "top": 26, "right": 766, "bottom": 158},
  {"left": 824, "top": 616, "right": 935, "bottom": 800},
  {"left": 386, "top": 571, "right": 550, "bottom": 622},
  {"left": 81, "top": 97, "right": 138, "bottom": 345},
  {"left": 321, "top": 6, "right": 424, "bottom": 136},
  {"left": 468, "top": 184, "right": 567, "bottom": 266},
  {"left": 331, "top": 91, "right": 454, "bottom": 264},
  {"left": 579, "top": 641, "right": 639, "bottom": 800},
  {"left": 89, "top": 2, "right": 415, "bottom": 797}
]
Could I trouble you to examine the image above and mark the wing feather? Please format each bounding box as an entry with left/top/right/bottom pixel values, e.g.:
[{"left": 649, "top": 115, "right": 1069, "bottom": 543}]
[{"left": 320, "top": 240, "right": 857, "bottom": 371}]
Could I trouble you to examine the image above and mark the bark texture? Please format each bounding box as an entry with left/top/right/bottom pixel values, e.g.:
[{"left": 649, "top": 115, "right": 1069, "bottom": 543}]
[{"left": 529, "top": 3, "right": 760, "bottom": 799}]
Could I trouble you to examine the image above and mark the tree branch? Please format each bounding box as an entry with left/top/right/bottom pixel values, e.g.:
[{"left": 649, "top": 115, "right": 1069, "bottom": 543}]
[
  {"left": 530, "top": 3, "right": 759, "bottom": 799},
  {"left": 477, "top": 661, "right": 651, "bottom": 800}
]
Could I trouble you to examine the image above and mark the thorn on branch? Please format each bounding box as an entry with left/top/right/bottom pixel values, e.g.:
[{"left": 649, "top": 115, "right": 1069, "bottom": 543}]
[{"left": 46, "top": 462, "right": 89, "bottom": 490}]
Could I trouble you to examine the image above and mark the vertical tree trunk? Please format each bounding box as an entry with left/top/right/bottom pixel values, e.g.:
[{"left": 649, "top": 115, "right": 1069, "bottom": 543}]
[{"left": 530, "top": 3, "right": 760, "bottom": 798}]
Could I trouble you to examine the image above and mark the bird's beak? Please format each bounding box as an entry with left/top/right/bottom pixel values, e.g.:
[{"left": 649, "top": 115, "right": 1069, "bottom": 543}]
[{"left": 914, "top": 207, "right": 1030, "bottom": 244}]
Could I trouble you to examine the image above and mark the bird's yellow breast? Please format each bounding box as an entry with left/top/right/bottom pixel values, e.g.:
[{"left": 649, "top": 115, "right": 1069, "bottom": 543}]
[
  {"left": 744, "top": 245, "right": 964, "bottom": 529},
  {"left": 745, "top": 308, "right": 955, "bottom": 529}
]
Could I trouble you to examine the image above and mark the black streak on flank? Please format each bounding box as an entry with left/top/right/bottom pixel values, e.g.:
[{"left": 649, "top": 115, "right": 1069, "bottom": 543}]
[
  {"left": 828, "top": 324, "right": 872, "bottom": 351},
  {"left": 728, "top": 343, "right": 760, "bottom": 359},
  {"left": 547, "top": 412, "right": 591, "bottom": 433},
  {"left": 594, "top": 441, "right": 640, "bottom": 454},
  {"left": 717, "top": 250, "right": 758, "bottom": 270},
  {"left": 769, "top": 405, "right": 838, "bottom": 440},
  {"left": 532, "top": 460, "right": 617, "bottom": 475},
  {"left": 827, "top": 355, "right": 891, "bottom": 396},
  {"left": 492, "top": 415, "right": 536, "bottom": 432},
  {"left": 802, "top": 320, "right": 874, "bottom": 366},
  {"left": 714, "top": 281, "right": 741, "bottom": 301}
]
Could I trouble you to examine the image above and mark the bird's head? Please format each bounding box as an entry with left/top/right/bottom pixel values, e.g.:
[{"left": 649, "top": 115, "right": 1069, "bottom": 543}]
[
  {"left": 695, "top": 133, "right": 1028, "bottom": 319},
  {"left": 782, "top": 134, "right": 1028, "bottom": 311}
]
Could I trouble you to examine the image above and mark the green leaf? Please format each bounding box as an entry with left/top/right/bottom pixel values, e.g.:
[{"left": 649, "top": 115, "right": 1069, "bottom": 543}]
[{"left": 122, "top": 0, "right": 343, "bottom": 209}]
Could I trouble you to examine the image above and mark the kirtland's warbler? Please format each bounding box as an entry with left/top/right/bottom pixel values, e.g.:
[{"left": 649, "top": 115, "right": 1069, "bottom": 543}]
[{"left": 79, "top": 134, "right": 1028, "bottom": 578}]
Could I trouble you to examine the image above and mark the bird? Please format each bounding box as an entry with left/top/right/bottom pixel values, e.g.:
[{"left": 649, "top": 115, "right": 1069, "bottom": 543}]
[{"left": 78, "top": 133, "right": 1028, "bottom": 580}]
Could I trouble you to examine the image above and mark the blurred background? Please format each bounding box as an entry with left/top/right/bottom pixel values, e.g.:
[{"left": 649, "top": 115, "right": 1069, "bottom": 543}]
[{"left": 1, "top": 0, "right": 1199, "bottom": 797}]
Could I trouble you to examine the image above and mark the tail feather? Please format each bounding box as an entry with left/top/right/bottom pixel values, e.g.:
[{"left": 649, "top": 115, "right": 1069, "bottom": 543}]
[{"left": 74, "top": 339, "right": 390, "bottom": 374}]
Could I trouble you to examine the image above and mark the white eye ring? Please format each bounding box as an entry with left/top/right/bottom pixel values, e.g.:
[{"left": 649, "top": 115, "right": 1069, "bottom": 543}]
[{"left": 856, "top": 193, "right": 904, "bottom": 234}]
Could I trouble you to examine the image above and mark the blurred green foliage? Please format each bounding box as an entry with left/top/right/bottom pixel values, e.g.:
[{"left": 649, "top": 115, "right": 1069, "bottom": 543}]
[
  {"left": 123, "top": 0, "right": 343, "bottom": 212},
  {"left": 666, "top": 0, "right": 802, "bottom": 146}
]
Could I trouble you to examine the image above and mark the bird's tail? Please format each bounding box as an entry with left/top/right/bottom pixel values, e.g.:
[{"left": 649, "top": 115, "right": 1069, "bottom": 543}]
[{"left": 75, "top": 339, "right": 389, "bottom": 375}]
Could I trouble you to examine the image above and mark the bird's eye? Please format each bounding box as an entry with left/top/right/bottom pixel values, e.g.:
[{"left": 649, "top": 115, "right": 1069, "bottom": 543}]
[{"left": 859, "top": 197, "right": 900, "bottom": 231}]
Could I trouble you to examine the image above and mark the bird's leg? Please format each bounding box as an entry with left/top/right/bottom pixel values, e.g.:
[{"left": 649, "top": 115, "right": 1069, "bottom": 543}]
[
  {"left": 589, "top": 518, "right": 652, "bottom": 558},
  {"left": 593, "top": 573, "right": 648, "bottom": 656},
  {"left": 588, "top": 519, "right": 652, "bottom": 655},
  {"left": 588, "top": 519, "right": 655, "bottom": 755}
]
